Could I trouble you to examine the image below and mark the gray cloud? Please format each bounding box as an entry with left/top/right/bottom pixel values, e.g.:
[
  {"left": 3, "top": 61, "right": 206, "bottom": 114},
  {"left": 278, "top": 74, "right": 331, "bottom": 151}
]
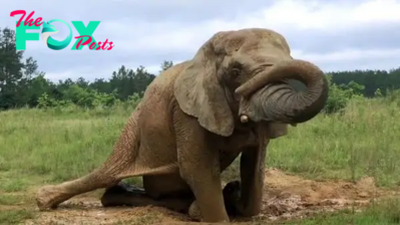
[
  {"left": 284, "top": 22, "right": 399, "bottom": 54},
  {"left": 1, "top": 0, "right": 400, "bottom": 82}
]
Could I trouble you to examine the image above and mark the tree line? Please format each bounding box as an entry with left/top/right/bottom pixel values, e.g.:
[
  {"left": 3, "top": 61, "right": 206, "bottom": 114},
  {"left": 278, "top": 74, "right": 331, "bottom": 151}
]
[{"left": 1, "top": 27, "right": 399, "bottom": 111}]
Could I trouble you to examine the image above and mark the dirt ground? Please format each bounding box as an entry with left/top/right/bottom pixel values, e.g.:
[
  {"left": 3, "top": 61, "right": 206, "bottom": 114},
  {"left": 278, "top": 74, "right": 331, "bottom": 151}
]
[{"left": 19, "top": 168, "right": 398, "bottom": 225}]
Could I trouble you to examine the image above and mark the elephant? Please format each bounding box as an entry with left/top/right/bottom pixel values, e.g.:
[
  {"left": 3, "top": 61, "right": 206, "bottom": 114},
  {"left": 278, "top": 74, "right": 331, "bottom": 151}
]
[{"left": 35, "top": 28, "right": 329, "bottom": 223}]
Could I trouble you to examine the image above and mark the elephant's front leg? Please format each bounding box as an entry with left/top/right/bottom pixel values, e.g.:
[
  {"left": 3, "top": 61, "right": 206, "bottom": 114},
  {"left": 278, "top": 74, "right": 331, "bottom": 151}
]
[
  {"left": 237, "top": 143, "right": 268, "bottom": 217},
  {"left": 174, "top": 115, "right": 229, "bottom": 222}
]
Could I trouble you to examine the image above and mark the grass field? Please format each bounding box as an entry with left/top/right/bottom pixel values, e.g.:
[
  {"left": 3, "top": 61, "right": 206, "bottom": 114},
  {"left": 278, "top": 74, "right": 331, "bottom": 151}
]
[{"left": 1, "top": 97, "right": 400, "bottom": 224}]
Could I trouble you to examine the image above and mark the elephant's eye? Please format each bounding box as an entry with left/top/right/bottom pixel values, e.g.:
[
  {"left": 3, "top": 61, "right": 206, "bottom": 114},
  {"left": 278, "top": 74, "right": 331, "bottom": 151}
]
[
  {"left": 231, "top": 62, "right": 243, "bottom": 76},
  {"left": 232, "top": 68, "right": 240, "bottom": 77}
]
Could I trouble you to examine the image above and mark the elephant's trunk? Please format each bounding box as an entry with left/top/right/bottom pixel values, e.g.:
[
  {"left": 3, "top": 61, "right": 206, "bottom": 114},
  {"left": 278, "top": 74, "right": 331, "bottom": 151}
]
[{"left": 235, "top": 59, "right": 328, "bottom": 123}]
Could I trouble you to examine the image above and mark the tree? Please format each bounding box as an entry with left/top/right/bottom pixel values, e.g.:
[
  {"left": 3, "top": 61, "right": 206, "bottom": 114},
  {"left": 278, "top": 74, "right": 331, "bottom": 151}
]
[
  {"left": 0, "top": 27, "right": 42, "bottom": 109},
  {"left": 160, "top": 60, "right": 173, "bottom": 73},
  {"left": 3, "top": 24, "right": 400, "bottom": 111}
]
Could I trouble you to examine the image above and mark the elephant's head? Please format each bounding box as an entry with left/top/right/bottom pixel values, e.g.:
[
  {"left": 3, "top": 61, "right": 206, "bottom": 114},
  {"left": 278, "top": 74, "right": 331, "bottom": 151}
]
[{"left": 174, "top": 28, "right": 328, "bottom": 137}]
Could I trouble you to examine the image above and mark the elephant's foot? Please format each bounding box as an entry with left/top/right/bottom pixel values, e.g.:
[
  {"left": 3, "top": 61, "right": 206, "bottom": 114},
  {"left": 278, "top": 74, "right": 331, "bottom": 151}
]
[
  {"left": 100, "top": 182, "right": 193, "bottom": 213},
  {"left": 36, "top": 185, "right": 75, "bottom": 210},
  {"left": 223, "top": 180, "right": 241, "bottom": 216},
  {"left": 189, "top": 180, "right": 242, "bottom": 220}
]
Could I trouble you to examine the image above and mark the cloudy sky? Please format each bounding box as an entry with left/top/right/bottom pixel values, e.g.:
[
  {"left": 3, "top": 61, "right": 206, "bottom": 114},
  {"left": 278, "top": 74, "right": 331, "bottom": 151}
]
[{"left": 1, "top": 0, "right": 399, "bottom": 82}]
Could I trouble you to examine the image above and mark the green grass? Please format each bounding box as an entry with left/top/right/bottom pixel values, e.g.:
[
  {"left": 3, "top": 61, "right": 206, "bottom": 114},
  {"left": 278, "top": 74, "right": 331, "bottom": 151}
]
[
  {"left": 0, "top": 97, "right": 400, "bottom": 224},
  {"left": 0, "top": 209, "right": 36, "bottom": 225},
  {"left": 269, "top": 98, "right": 400, "bottom": 187}
]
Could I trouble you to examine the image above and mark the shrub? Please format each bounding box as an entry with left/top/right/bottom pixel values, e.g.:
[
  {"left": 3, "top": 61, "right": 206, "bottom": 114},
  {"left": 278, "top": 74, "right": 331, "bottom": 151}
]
[{"left": 323, "top": 76, "right": 365, "bottom": 114}]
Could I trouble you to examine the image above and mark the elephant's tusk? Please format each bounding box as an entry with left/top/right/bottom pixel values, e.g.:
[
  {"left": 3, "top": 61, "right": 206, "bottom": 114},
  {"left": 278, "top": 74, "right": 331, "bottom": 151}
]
[{"left": 240, "top": 115, "right": 249, "bottom": 123}]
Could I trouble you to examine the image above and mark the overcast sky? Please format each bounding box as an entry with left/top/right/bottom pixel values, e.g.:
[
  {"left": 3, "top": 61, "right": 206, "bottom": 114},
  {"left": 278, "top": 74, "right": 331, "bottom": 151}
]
[{"left": 1, "top": 0, "right": 399, "bottom": 82}]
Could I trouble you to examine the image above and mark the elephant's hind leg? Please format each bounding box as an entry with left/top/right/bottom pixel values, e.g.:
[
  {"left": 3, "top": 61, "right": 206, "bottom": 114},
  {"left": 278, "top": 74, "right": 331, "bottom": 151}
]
[
  {"left": 36, "top": 110, "right": 143, "bottom": 210},
  {"left": 100, "top": 182, "right": 194, "bottom": 213}
]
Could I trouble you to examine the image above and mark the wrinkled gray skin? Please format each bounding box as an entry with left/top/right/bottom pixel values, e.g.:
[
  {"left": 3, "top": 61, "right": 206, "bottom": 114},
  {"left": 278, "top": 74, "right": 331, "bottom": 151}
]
[{"left": 35, "top": 28, "right": 328, "bottom": 223}]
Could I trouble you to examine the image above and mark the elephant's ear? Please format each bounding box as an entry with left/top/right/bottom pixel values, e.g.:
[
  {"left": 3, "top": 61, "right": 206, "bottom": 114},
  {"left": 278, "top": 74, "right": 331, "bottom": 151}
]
[
  {"left": 266, "top": 122, "right": 288, "bottom": 139},
  {"left": 174, "top": 35, "right": 234, "bottom": 137}
]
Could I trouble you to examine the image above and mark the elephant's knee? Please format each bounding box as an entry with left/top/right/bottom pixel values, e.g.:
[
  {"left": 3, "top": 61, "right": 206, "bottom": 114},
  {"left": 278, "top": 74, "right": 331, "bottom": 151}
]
[{"left": 100, "top": 182, "right": 146, "bottom": 207}]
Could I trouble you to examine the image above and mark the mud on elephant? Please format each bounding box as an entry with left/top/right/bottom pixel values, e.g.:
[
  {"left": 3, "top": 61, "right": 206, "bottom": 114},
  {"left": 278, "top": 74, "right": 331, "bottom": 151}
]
[{"left": 35, "top": 28, "right": 329, "bottom": 223}]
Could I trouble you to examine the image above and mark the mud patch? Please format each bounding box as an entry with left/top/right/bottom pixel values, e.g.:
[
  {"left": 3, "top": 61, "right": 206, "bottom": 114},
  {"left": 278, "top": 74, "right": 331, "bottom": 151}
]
[
  {"left": 255, "top": 168, "right": 390, "bottom": 222},
  {"left": 24, "top": 168, "right": 397, "bottom": 224}
]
